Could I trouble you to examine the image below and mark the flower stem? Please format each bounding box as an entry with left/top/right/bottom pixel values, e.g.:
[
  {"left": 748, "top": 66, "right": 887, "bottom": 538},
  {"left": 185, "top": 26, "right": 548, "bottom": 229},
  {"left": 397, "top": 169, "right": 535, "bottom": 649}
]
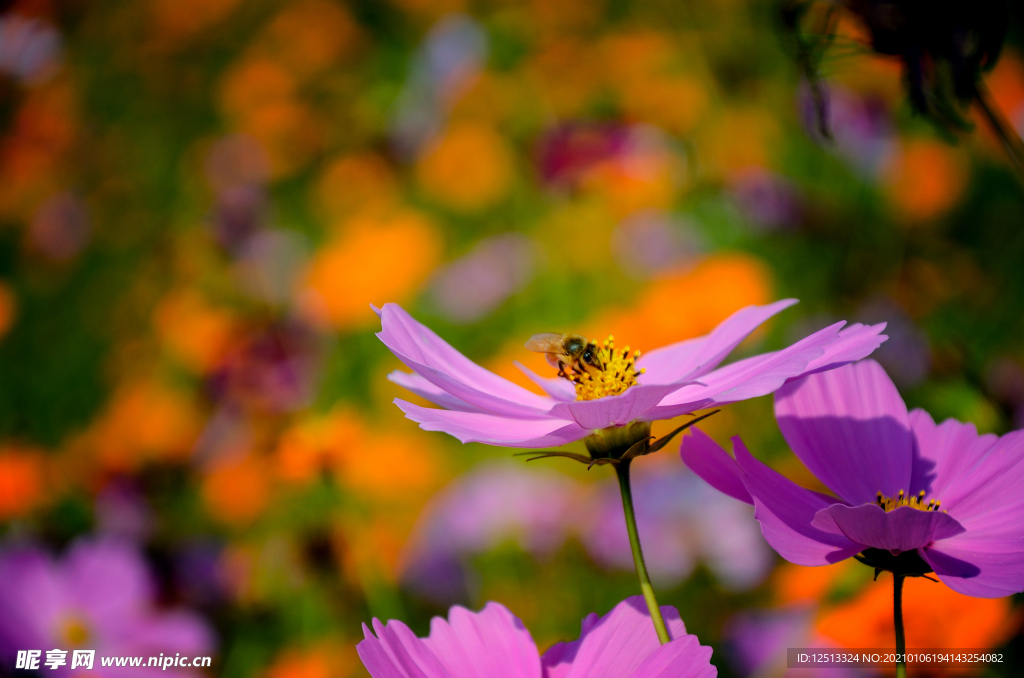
[
  {"left": 615, "top": 460, "right": 670, "bottom": 645},
  {"left": 893, "top": 573, "right": 907, "bottom": 678}
]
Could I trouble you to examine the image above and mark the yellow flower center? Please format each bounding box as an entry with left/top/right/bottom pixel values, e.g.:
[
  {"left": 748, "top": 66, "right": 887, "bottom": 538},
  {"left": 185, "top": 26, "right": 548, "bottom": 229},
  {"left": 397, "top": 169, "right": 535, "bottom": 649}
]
[
  {"left": 876, "top": 489, "right": 943, "bottom": 512},
  {"left": 569, "top": 336, "right": 644, "bottom": 401},
  {"left": 61, "top": 616, "right": 90, "bottom": 646}
]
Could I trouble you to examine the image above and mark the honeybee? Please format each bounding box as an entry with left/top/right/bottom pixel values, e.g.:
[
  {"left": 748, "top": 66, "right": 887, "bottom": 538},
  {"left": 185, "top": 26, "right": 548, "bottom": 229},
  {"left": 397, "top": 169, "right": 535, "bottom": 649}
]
[{"left": 525, "top": 333, "right": 604, "bottom": 378}]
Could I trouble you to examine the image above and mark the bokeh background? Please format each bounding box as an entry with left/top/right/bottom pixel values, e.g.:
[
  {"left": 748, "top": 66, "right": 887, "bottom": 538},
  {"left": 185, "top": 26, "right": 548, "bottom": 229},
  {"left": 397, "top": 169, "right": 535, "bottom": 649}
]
[{"left": 0, "top": 0, "right": 1022, "bottom": 676}]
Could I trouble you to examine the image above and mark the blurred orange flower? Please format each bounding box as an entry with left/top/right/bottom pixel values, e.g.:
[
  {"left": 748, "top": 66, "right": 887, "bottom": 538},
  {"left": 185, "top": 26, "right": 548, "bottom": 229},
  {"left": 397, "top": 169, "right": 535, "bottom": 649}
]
[
  {"left": 884, "top": 139, "right": 969, "bottom": 222},
  {"left": 602, "top": 32, "right": 709, "bottom": 136},
  {"left": 701, "top": 109, "right": 780, "bottom": 179},
  {"left": 415, "top": 123, "right": 515, "bottom": 212},
  {"left": 149, "top": 0, "right": 243, "bottom": 44},
  {"left": 276, "top": 409, "right": 362, "bottom": 484},
  {"left": 202, "top": 454, "right": 272, "bottom": 526},
  {"left": 592, "top": 252, "right": 773, "bottom": 350},
  {"left": 0, "top": 446, "right": 46, "bottom": 520},
  {"left": 830, "top": 26, "right": 904, "bottom": 103},
  {"left": 979, "top": 50, "right": 1024, "bottom": 156},
  {"left": 526, "top": 40, "right": 604, "bottom": 118},
  {"left": 988, "top": 50, "right": 1024, "bottom": 117},
  {"left": 92, "top": 380, "right": 202, "bottom": 471},
  {"left": 817, "top": 576, "right": 1018, "bottom": 670},
  {"left": 335, "top": 429, "right": 440, "bottom": 501},
  {"left": 0, "top": 82, "right": 77, "bottom": 219},
  {"left": 299, "top": 209, "right": 441, "bottom": 330},
  {"left": 154, "top": 290, "right": 235, "bottom": 373},
  {"left": 0, "top": 281, "right": 15, "bottom": 338},
  {"left": 241, "top": 101, "right": 324, "bottom": 179},
  {"left": 775, "top": 560, "right": 857, "bottom": 605},
  {"left": 220, "top": 58, "right": 296, "bottom": 119},
  {"left": 313, "top": 153, "right": 399, "bottom": 222},
  {"left": 276, "top": 408, "right": 441, "bottom": 501},
  {"left": 341, "top": 514, "right": 415, "bottom": 584},
  {"left": 218, "top": 58, "right": 322, "bottom": 177},
  {"left": 579, "top": 134, "right": 683, "bottom": 219},
  {"left": 528, "top": 0, "right": 601, "bottom": 38},
  {"left": 253, "top": 0, "right": 361, "bottom": 79},
  {"left": 265, "top": 643, "right": 356, "bottom": 678},
  {"left": 389, "top": 0, "right": 465, "bottom": 22}
]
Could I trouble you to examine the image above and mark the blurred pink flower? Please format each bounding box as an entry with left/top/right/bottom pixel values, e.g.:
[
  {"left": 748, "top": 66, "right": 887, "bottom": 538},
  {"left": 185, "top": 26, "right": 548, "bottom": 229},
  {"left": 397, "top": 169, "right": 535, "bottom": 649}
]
[
  {"left": 611, "top": 210, "right": 703, "bottom": 279},
  {"left": 392, "top": 14, "right": 487, "bottom": 157},
  {"left": 427, "top": 234, "right": 537, "bottom": 324},
  {"left": 799, "top": 85, "right": 896, "bottom": 179},
  {"left": 728, "top": 169, "right": 802, "bottom": 231},
  {"left": 0, "top": 538, "right": 213, "bottom": 677},
  {"left": 582, "top": 464, "right": 773, "bottom": 590},
  {"left": 399, "top": 462, "right": 584, "bottom": 601},
  {"left": 0, "top": 14, "right": 61, "bottom": 84},
  {"left": 209, "top": 319, "right": 321, "bottom": 414},
  {"left": 401, "top": 461, "right": 772, "bottom": 601},
  {"left": 725, "top": 607, "right": 877, "bottom": 678},
  {"left": 358, "top": 595, "right": 715, "bottom": 678},
  {"left": 29, "top": 192, "right": 90, "bottom": 261},
  {"left": 536, "top": 122, "right": 631, "bottom": 189}
]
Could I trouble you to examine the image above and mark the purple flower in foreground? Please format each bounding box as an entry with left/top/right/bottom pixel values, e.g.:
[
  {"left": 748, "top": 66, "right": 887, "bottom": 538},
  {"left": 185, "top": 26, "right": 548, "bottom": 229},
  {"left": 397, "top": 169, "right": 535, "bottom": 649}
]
[
  {"left": 682, "top": 359, "right": 1024, "bottom": 598},
  {"left": 376, "top": 300, "right": 886, "bottom": 451},
  {"left": 0, "top": 538, "right": 213, "bottom": 677},
  {"left": 358, "top": 595, "right": 715, "bottom": 678}
]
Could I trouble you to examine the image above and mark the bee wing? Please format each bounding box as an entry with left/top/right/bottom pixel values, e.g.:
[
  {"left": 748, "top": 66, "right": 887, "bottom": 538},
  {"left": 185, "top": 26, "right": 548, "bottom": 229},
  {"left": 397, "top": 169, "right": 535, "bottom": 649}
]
[{"left": 525, "top": 333, "right": 565, "bottom": 353}]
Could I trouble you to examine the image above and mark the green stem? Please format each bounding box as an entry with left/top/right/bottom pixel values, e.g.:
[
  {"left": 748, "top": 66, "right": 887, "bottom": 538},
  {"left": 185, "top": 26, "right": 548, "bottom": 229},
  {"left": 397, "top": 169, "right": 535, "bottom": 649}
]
[
  {"left": 894, "top": 574, "right": 907, "bottom": 678},
  {"left": 615, "top": 461, "right": 670, "bottom": 645}
]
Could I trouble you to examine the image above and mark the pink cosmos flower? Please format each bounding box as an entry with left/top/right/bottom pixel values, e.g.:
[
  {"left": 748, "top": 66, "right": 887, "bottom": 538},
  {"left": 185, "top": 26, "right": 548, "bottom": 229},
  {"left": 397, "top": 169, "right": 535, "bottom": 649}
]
[
  {"left": 682, "top": 359, "right": 1024, "bottom": 598},
  {"left": 0, "top": 537, "right": 213, "bottom": 677},
  {"left": 375, "top": 300, "right": 886, "bottom": 453},
  {"left": 357, "top": 595, "right": 715, "bottom": 678}
]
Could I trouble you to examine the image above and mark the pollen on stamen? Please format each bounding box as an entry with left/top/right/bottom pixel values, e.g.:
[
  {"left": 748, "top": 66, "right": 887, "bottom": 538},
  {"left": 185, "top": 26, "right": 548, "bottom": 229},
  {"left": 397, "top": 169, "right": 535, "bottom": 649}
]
[
  {"left": 875, "top": 489, "right": 945, "bottom": 512},
  {"left": 569, "top": 334, "right": 643, "bottom": 401}
]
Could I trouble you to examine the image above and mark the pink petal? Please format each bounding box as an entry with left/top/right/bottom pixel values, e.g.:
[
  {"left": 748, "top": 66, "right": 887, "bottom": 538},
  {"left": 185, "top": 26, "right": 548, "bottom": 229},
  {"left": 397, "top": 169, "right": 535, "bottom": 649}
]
[
  {"left": 774, "top": 360, "right": 912, "bottom": 505},
  {"left": 514, "top": 361, "right": 576, "bottom": 401},
  {"left": 395, "top": 399, "right": 588, "bottom": 448},
  {"left": 388, "top": 371, "right": 488, "bottom": 412},
  {"left": 921, "top": 538, "right": 1024, "bottom": 598},
  {"left": 637, "top": 299, "right": 798, "bottom": 384},
  {"left": 422, "top": 603, "right": 540, "bottom": 678},
  {"left": 679, "top": 428, "right": 752, "bottom": 504},
  {"left": 112, "top": 610, "right": 214, "bottom": 656},
  {"left": 540, "top": 597, "right": 689, "bottom": 678},
  {"left": 643, "top": 321, "right": 848, "bottom": 420},
  {"left": 357, "top": 619, "right": 451, "bottom": 678},
  {"left": 799, "top": 322, "right": 888, "bottom": 376},
  {"left": 732, "top": 438, "right": 861, "bottom": 566},
  {"left": 911, "top": 411, "right": 1024, "bottom": 532},
  {"left": 65, "top": 539, "right": 152, "bottom": 626},
  {"left": 0, "top": 548, "right": 64, "bottom": 651},
  {"left": 816, "top": 504, "right": 964, "bottom": 554},
  {"left": 625, "top": 635, "right": 716, "bottom": 678},
  {"left": 549, "top": 384, "right": 680, "bottom": 429},
  {"left": 378, "top": 304, "right": 552, "bottom": 417}
]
